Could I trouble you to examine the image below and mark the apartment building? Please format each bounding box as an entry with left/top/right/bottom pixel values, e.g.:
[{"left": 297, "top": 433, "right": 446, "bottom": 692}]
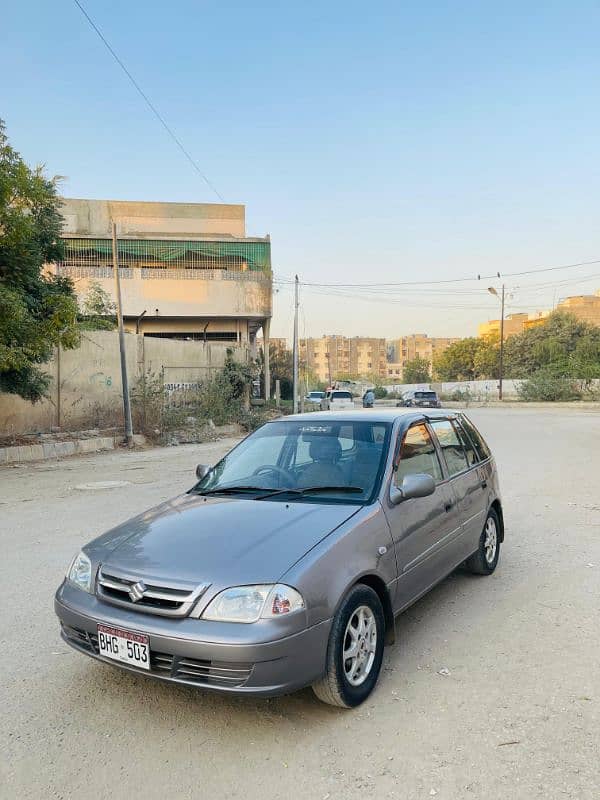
[
  {"left": 478, "top": 313, "right": 529, "bottom": 339},
  {"left": 300, "top": 336, "right": 387, "bottom": 383},
  {"left": 386, "top": 334, "right": 462, "bottom": 376},
  {"left": 479, "top": 291, "right": 600, "bottom": 336}
]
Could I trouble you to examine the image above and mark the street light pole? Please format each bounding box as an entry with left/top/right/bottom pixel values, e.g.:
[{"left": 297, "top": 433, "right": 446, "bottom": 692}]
[
  {"left": 112, "top": 221, "right": 134, "bottom": 444},
  {"left": 292, "top": 275, "right": 299, "bottom": 413},
  {"left": 499, "top": 284, "right": 505, "bottom": 401},
  {"left": 487, "top": 284, "right": 505, "bottom": 401}
]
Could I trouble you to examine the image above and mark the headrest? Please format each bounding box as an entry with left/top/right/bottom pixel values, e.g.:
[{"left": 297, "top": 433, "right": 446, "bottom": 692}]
[{"left": 309, "top": 437, "right": 342, "bottom": 463}]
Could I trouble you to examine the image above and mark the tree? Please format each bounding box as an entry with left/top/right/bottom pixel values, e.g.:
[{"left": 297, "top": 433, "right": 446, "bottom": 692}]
[
  {"left": 504, "top": 311, "right": 600, "bottom": 379},
  {"left": 402, "top": 356, "right": 431, "bottom": 383},
  {"left": 473, "top": 334, "right": 500, "bottom": 379},
  {"left": 259, "top": 341, "right": 294, "bottom": 399},
  {"left": 433, "top": 338, "right": 480, "bottom": 380},
  {"left": 222, "top": 348, "right": 257, "bottom": 399},
  {"left": 432, "top": 336, "right": 503, "bottom": 381},
  {"left": 79, "top": 281, "right": 116, "bottom": 330},
  {"left": 0, "top": 119, "right": 79, "bottom": 401}
]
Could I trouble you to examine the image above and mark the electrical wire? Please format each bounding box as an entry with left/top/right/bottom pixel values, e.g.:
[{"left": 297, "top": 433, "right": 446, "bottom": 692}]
[
  {"left": 278, "top": 257, "right": 600, "bottom": 289},
  {"left": 72, "top": 0, "right": 225, "bottom": 202}
]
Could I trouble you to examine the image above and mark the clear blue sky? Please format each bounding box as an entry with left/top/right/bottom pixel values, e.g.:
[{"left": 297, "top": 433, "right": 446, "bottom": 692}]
[{"left": 3, "top": 0, "right": 600, "bottom": 340}]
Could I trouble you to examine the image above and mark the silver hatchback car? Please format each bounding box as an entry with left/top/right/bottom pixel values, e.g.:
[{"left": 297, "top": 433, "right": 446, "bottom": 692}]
[{"left": 55, "top": 409, "right": 503, "bottom": 707}]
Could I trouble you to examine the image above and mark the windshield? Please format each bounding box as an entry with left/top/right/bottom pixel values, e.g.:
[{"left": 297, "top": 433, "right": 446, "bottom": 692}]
[
  {"left": 332, "top": 391, "right": 352, "bottom": 399},
  {"left": 308, "top": 391, "right": 325, "bottom": 399},
  {"left": 194, "top": 419, "right": 392, "bottom": 503},
  {"left": 415, "top": 392, "right": 437, "bottom": 399}
]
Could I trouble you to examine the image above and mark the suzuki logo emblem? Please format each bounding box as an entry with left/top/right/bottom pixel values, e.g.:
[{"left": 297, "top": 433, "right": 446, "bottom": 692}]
[{"left": 128, "top": 580, "right": 147, "bottom": 603}]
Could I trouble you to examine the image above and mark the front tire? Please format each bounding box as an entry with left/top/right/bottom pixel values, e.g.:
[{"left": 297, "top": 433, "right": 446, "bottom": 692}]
[
  {"left": 465, "top": 508, "right": 500, "bottom": 575},
  {"left": 312, "top": 584, "right": 385, "bottom": 708}
]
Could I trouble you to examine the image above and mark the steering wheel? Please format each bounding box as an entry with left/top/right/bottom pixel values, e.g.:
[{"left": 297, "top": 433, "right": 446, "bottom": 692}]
[{"left": 252, "top": 465, "right": 296, "bottom": 488}]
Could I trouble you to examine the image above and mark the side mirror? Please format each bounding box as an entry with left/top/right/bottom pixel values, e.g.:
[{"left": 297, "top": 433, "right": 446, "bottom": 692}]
[
  {"left": 389, "top": 473, "right": 436, "bottom": 505},
  {"left": 195, "top": 463, "right": 211, "bottom": 481}
]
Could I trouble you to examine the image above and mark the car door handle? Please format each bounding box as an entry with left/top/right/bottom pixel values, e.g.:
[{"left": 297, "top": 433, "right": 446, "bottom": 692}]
[
  {"left": 444, "top": 502, "right": 454, "bottom": 513},
  {"left": 480, "top": 480, "right": 487, "bottom": 489}
]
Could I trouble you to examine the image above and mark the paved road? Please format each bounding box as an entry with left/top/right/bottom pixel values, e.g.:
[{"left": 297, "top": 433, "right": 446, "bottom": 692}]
[{"left": 1, "top": 409, "right": 599, "bottom": 800}]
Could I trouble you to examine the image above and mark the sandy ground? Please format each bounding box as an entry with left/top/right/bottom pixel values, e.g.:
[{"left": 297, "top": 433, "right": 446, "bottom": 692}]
[{"left": 1, "top": 408, "right": 599, "bottom": 800}]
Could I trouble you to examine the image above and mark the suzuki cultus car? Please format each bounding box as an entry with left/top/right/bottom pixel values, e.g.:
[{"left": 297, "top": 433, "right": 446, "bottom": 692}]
[{"left": 55, "top": 409, "right": 503, "bottom": 707}]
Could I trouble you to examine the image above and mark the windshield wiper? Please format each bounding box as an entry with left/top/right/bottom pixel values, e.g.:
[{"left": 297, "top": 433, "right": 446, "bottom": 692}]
[
  {"left": 196, "top": 485, "right": 279, "bottom": 496},
  {"left": 255, "top": 485, "right": 364, "bottom": 500},
  {"left": 196, "top": 485, "right": 364, "bottom": 500}
]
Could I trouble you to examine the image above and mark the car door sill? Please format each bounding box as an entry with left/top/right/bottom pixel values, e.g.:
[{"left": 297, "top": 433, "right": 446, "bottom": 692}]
[{"left": 393, "top": 548, "right": 477, "bottom": 618}]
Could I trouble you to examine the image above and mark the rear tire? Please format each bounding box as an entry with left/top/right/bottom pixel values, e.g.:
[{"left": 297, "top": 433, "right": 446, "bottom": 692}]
[
  {"left": 466, "top": 508, "right": 500, "bottom": 575},
  {"left": 312, "top": 584, "right": 385, "bottom": 708}
]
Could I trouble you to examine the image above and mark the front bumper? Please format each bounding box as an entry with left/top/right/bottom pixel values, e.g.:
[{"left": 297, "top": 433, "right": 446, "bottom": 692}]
[{"left": 55, "top": 582, "right": 331, "bottom": 697}]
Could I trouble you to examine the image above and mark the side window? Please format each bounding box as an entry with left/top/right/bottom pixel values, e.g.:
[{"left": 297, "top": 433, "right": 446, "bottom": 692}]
[
  {"left": 338, "top": 424, "right": 355, "bottom": 452},
  {"left": 372, "top": 424, "right": 387, "bottom": 444},
  {"left": 430, "top": 420, "right": 468, "bottom": 476},
  {"left": 452, "top": 420, "right": 478, "bottom": 467},
  {"left": 395, "top": 423, "right": 443, "bottom": 486},
  {"left": 460, "top": 415, "right": 491, "bottom": 461}
]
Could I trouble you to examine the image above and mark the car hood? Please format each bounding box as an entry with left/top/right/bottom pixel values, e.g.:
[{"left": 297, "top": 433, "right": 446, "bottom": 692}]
[{"left": 88, "top": 493, "right": 360, "bottom": 588}]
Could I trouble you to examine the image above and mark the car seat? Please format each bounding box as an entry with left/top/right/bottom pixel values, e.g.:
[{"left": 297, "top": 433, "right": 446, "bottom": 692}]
[{"left": 297, "top": 437, "right": 346, "bottom": 488}]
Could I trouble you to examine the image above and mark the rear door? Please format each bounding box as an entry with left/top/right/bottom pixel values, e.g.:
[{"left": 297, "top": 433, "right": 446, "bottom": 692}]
[
  {"left": 428, "top": 418, "right": 487, "bottom": 561},
  {"left": 383, "top": 421, "right": 462, "bottom": 613}
]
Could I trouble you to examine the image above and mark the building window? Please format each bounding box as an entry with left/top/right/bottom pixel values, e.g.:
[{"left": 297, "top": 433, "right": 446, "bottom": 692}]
[{"left": 143, "top": 331, "right": 237, "bottom": 342}]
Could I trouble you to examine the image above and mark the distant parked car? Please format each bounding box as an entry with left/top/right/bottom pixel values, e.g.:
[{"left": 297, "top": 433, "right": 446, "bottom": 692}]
[
  {"left": 397, "top": 390, "right": 441, "bottom": 409},
  {"left": 306, "top": 391, "right": 326, "bottom": 404},
  {"left": 55, "top": 408, "right": 503, "bottom": 707},
  {"left": 321, "top": 390, "right": 355, "bottom": 411}
]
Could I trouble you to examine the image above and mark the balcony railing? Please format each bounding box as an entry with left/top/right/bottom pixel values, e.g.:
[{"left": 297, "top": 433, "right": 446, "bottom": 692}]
[{"left": 57, "top": 237, "right": 271, "bottom": 275}]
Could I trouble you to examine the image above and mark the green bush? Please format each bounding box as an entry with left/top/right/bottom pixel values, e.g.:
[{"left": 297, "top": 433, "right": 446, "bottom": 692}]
[
  {"left": 373, "top": 385, "right": 388, "bottom": 399},
  {"left": 132, "top": 351, "right": 258, "bottom": 439},
  {"left": 450, "top": 387, "right": 473, "bottom": 404},
  {"left": 516, "top": 373, "right": 582, "bottom": 402}
]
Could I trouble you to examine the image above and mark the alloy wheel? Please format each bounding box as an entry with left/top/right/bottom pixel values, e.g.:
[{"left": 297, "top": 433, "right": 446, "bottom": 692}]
[
  {"left": 484, "top": 516, "right": 497, "bottom": 564},
  {"left": 343, "top": 605, "right": 377, "bottom": 686}
]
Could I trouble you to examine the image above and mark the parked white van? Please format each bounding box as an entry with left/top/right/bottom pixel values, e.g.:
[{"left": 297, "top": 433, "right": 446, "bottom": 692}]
[{"left": 321, "top": 390, "right": 355, "bottom": 411}]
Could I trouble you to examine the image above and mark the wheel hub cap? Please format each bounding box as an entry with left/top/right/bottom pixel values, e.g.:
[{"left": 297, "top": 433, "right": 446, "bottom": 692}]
[
  {"left": 343, "top": 605, "right": 377, "bottom": 687},
  {"left": 484, "top": 517, "right": 497, "bottom": 563}
]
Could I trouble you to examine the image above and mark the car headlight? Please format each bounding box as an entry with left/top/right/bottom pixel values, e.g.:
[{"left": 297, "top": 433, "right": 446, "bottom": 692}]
[
  {"left": 202, "top": 584, "right": 304, "bottom": 623},
  {"left": 66, "top": 551, "right": 92, "bottom": 593}
]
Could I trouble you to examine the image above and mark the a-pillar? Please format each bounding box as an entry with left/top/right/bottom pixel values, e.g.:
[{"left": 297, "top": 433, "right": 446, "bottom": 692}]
[{"left": 263, "top": 318, "right": 271, "bottom": 401}]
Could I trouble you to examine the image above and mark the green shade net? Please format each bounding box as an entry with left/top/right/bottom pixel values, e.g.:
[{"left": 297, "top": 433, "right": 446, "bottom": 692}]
[{"left": 62, "top": 238, "right": 271, "bottom": 273}]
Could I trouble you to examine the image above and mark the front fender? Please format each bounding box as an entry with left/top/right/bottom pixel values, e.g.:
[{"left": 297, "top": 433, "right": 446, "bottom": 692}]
[{"left": 280, "top": 502, "right": 397, "bottom": 629}]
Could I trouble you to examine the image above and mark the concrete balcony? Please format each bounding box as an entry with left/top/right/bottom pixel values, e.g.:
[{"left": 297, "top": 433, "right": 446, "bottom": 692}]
[{"left": 55, "top": 264, "right": 272, "bottom": 322}]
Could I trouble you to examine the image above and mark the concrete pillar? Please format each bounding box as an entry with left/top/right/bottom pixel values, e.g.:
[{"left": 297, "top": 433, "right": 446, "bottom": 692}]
[{"left": 263, "top": 318, "right": 271, "bottom": 402}]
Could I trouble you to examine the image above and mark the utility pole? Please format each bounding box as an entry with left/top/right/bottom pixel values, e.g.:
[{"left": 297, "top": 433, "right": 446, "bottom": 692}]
[
  {"left": 293, "top": 275, "right": 299, "bottom": 413},
  {"left": 499, "top": 284, "right": 505, "bottom": 401},
  {"left": 112, "top": 221, "right": 134, "bottom": 444},
  {"left": 487, "top": 283, "right": 505, "bottom": 401}
]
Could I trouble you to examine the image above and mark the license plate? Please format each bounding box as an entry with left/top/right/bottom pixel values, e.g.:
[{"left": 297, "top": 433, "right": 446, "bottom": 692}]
[{"left": 97, "top": 624, "right": 150, "bottom": 670}]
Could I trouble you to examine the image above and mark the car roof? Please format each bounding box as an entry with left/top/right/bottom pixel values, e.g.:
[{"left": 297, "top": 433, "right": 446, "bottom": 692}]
[{"left": 276, "top": 408, "right": 458, "bottom": 424}]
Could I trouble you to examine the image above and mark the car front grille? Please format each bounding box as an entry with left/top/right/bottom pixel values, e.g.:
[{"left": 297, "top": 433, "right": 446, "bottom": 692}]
[
  {"left": 96, "top": 567, "right": 209, "bottom": 618},
  {"left": 61, "top": 624, "right": 253, "bottom": 688}
]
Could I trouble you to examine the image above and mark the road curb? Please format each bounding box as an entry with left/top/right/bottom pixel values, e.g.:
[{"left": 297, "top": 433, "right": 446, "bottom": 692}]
[{"left": 0, "top": 434, "right": 147, "bottom": 466}]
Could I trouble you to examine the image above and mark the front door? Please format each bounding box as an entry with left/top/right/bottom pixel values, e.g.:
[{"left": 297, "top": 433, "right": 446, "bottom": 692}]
[{"left": 383, "top": 421, "right": 463, "bottom": 613}]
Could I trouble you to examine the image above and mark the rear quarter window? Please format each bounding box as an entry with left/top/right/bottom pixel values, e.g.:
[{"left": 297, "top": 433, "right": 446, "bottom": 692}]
[{"left": 460, "top": 415, "right": 491, "bottom": 460}]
